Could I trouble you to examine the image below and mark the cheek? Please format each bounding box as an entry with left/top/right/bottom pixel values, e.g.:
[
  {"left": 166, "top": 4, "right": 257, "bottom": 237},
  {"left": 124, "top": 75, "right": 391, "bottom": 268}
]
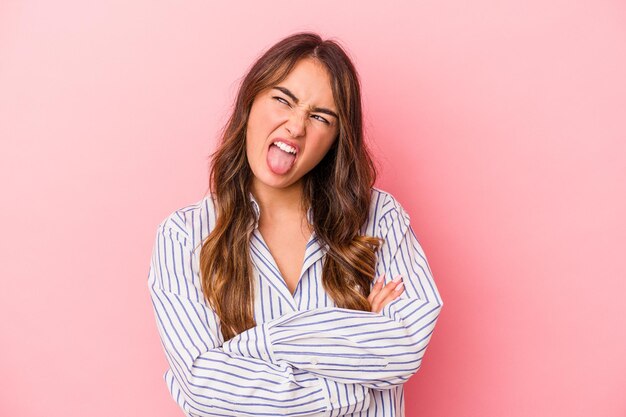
[
  {"left": 246, "top": 110, "right": 266, "bottom": 149},
  {"left": 261, "top": 97, "right": 288, "bottom": 120},
  {"left": 307, "top": 136, "right": 337, "bottom": 164},
  {"left": 248, "top": 105, "right": 284, "bottom": 140}
]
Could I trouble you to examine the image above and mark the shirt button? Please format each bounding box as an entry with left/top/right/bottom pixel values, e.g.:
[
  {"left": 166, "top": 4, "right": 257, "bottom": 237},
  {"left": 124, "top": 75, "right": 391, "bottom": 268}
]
[{"left": 310, "top": 358, "right": 318, "bottom": 365}]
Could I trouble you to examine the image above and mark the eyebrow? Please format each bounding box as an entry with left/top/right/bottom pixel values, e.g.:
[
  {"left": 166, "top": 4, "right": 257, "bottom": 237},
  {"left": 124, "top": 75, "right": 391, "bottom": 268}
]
[{"left": 272, "top": 86, "right": 338, "bottom": 119}]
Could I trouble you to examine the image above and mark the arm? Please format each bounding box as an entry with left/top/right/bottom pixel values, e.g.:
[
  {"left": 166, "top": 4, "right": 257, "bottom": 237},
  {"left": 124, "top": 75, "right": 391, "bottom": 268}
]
[
  {"left": 147, "top": 217, "right": 370, "bottom": 417},
  {"left": 222, "top": 194, "right": 444, "bottom": 390}
]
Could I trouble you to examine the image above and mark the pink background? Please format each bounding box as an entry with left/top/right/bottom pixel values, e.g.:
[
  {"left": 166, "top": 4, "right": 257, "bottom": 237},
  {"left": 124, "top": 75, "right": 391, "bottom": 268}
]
[{"left": 1, "top": 1, "right": 625, "bottom": 416}]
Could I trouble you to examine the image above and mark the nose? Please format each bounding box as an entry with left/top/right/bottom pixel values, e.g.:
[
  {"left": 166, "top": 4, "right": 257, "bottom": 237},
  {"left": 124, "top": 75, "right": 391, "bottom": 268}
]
[{"left": 285, "top": 109, "right": 306, "bottom": 138}]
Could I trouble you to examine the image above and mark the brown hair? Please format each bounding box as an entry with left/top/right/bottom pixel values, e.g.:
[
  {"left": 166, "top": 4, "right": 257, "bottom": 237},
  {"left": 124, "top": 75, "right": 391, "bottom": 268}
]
[{"left": 200, "top": 32, "right": 383, "bottom": 341}]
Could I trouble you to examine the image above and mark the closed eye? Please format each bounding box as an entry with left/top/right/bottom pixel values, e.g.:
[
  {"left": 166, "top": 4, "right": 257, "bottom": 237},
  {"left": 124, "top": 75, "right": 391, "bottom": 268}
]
[
  {"left": 273, "top": 96, "right": 331, "bottom": 125},
  {"left": 311, "top": 114, "right": 330, "bottom": 124},
  {"left": 272, "top": 96, "right": 291, "bottom": 106}
]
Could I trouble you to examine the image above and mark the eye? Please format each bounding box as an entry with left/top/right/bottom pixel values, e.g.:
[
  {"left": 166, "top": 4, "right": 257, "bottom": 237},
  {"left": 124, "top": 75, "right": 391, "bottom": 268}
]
[
  {"left": 311, "top": 114, "right": 330, "bottom": 125},
  {"left": 272, "top": 96, "right": 291, "bottom": 106}
]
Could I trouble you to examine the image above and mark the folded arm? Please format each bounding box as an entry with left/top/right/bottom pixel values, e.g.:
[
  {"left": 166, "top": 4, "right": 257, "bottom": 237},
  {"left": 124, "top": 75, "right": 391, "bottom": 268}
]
[
  {"left": 148, "top": 219, "right": 369, "bottom": 417},
  {"left": 223, "top": 196, "right": 444, "bottom": 390}
]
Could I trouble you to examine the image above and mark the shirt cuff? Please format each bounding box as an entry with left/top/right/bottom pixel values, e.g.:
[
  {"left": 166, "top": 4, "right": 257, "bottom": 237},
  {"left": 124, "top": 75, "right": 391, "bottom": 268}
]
[
  {"left": 267, "top": 326, "right": 388, "bottom": 371},
  {"left": 320, "top": 378, "right": 370, "bottom": 416}
]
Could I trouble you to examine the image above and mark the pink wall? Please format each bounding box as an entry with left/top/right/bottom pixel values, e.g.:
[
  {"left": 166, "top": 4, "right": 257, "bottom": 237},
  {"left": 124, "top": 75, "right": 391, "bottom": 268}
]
[{"left": 1, "top": 1, "right": 625, "bottom": 416}]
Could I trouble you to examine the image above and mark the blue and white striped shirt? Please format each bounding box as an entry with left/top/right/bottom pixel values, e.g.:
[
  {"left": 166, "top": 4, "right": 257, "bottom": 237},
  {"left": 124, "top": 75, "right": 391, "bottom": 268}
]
[{"left": 147, "top": 187, "right": 443, "bottom": 417}]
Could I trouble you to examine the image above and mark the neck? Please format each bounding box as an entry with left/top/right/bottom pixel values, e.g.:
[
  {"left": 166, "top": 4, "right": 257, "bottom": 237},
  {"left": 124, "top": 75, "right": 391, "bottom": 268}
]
[{"left": 250, "top": 179, "right": 307, "bottom": 223}]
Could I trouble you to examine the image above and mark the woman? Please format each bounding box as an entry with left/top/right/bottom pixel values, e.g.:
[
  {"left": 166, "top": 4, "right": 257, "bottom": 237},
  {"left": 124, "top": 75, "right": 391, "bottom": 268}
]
[{"left": 148, "top": 32, "right": 443, "bottom": 416}]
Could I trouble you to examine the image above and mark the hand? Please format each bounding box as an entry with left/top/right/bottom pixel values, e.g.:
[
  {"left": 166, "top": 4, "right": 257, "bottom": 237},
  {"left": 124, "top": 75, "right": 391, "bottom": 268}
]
[{"left": 368, "top": 273, "right": 405, "bottom": 313}]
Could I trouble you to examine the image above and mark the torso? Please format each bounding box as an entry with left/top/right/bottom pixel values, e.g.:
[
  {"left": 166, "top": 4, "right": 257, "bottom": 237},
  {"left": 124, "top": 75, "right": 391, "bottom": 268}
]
[{"left": 258, "top": 214, "right": 313, "bottom": 295}]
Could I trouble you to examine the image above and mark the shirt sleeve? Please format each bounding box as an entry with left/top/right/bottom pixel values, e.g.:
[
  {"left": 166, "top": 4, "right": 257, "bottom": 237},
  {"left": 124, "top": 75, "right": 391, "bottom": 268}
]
[
  {"left": 222, "top": 195, "right": 444, "bottom": 390},
  {"left": 147, "top": 217, "right": 371, "bottom": 417}
]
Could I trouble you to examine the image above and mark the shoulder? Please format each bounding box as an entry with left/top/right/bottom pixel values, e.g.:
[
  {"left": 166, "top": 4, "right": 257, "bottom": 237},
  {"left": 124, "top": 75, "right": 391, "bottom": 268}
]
[
  {"left": 156, "top": 194, "right": 218, "bottom": 247},
  {"left": 367, "top": 187, "right": 412, "bottom": 237},
  {"left": 370, "top": 187, "right": 409, "bottom": 219}
]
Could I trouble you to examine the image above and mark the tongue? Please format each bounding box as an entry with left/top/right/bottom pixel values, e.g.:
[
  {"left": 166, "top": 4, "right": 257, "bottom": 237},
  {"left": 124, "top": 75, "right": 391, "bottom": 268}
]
[{"left": 267, "top": 144, "right": 296, "bottom": 175}]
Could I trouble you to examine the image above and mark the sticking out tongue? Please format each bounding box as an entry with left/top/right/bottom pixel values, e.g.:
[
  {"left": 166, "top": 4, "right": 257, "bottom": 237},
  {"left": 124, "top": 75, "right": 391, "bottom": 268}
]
[{"left": 267, "top": 144, "right": 296, "bottom": 175}]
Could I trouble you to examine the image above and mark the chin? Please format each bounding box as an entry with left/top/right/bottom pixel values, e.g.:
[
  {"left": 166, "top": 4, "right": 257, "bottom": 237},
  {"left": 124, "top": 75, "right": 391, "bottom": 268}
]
[
  {"left": 256, "top": 171, "right": 302, "bottom": 189},
  {"left": 255, "top": 170, "right": 286, "bottom": 185}
]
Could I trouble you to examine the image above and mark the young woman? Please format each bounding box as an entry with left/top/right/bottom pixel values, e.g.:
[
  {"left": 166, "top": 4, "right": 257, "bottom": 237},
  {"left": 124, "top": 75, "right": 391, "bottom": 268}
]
[{"left": 148, "top": 32, "right": 443, "bottom": 417}]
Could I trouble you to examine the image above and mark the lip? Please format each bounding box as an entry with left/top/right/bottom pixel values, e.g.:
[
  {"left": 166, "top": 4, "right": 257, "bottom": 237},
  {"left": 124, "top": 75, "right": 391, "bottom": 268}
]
[{"left": 269, "top": 137, "right": 300, "bottom": 155}]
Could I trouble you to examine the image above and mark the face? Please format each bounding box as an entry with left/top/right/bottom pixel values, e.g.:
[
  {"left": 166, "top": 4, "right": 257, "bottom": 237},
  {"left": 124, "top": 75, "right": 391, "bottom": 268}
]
[{"left": 245, "top": 57, "right": 339, "bottom": 193}]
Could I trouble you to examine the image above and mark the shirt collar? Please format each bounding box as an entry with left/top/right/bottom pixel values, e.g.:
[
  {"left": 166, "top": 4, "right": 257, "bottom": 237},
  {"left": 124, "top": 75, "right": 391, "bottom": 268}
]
[
  {"left": 248, "top": 192, "right": 313, "bottom": 229},
  {"left": 249, "top": 192, "right": 261, "bottom": 227}
]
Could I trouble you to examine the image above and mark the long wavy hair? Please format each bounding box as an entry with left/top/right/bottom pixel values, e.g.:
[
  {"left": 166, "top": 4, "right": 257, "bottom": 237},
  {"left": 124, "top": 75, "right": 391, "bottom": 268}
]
[{"left": 200, "top": 32, "right": 384, "bottom": 341}]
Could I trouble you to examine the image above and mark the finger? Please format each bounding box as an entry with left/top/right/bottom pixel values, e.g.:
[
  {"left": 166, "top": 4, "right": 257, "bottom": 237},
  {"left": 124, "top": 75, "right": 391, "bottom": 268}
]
[
  {"left": 371, "top": 274, "right": 402, "bottom": 305},
  {"left": 368, "top": 273, "right": 389, "bottom": 305},
  {"left": 370, "top": 275, "right": 403, "bottom": 312},
  {"left": 376, "top": 282, "right": 405, "bottom": 312},
  {"left": 367, "top": 273, "right": 385, "bottom": 303},
  {"left": 372, "top": 281, "right": 405, "bottom": 313}
]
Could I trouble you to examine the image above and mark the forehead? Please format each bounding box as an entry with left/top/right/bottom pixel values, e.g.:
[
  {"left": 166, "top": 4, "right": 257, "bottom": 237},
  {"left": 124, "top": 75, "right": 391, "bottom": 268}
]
[{"left": 276, "top": 58, "right": 335, "bottom": 107}]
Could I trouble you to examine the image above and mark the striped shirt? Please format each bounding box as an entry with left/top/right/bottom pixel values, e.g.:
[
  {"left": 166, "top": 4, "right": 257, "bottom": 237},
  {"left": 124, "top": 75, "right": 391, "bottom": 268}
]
[{"left": 147, "top": 187, "right": 444, "bottom": 417}]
